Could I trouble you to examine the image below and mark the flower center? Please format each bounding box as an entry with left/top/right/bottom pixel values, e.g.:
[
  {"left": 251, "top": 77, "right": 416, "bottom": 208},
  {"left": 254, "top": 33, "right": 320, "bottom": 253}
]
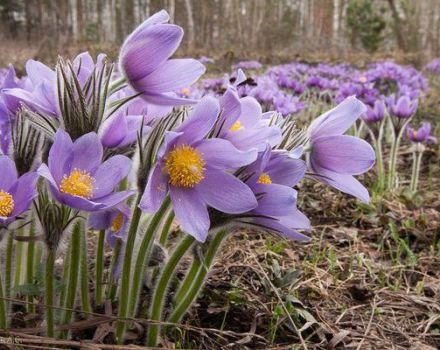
[
  {"left": 60, "top": 169, "right": 95, "bottom": 199},
  {"left": 111, "top": 213, "right": 124, "bottom": 232},
  {"left": 165, "top": 145, "right": 205, "bottom": 188},
  {"left": 257, "top": 172, "right": 272, "bottom": 185},
  {"left": 181, "top": 87, "right": 191, "bottom": 96},
  {"left": 0, "top": 190, "right": 14, "bottom": 217},
  {"left": 230, "top": 121, "right": 243, "bottom": 132}
]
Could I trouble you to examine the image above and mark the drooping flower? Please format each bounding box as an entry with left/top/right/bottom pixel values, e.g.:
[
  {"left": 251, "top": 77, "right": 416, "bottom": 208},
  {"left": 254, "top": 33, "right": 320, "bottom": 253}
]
[
  {"left": 119, "top": 10, "right": 205, "bottom": 106},
  {"left": 38, "top": 130, "right": 133, "bottom": 211},
  {"left": 140, "top": 96, "right": 258, "bottom": 242},
  {"left": 240, "top": 145, "right": 310, "bottom": 241},
  {"left": 89, "top": 204, "right": 131, "bottom": 247},
  {"left": 407, "top": 122, "right": 437, "bottom": 144},
  {"left": 0, "top": 156, "right": 38, "bottom": 227},
  {"left": 307, "top": 96, "right": 375, "bottom": 202},
  {"left": 216, "top": 89, "right": 281, "bottom": 152}
]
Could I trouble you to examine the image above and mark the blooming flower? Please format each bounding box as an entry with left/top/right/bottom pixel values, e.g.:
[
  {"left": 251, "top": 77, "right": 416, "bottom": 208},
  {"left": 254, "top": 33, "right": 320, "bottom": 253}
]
[
  {"left": 216, "top": 89, "right": 281, "bottom": 152},
  {"left": 38, "top": 130, "right": 133, "bottom": 211},
  {"left": 407, "top": 122, "right": 437, "bottom": 144},
  {"left": 0, "top": 156, "right": 38, "bottom": 227},
  {"left": 89, "top": 204, "right": 131, "bottom": 247},
  {"left": 140, "top": 96, "right": 258, "bottom": 242},
  {"left": 389, "top": 95, "right": 418, "bottom": 119},
  {"left": 119, "top": 10, "right": 205, "bottom": 106},
  {"left": 362, "top": 100, "right": 386, "bottom": 124},
  {"left": 242, "top": 145, "right": 310, "bottom": 240},
  {"left": 307, "top": 96, "right": 375, "bottom": 202}
]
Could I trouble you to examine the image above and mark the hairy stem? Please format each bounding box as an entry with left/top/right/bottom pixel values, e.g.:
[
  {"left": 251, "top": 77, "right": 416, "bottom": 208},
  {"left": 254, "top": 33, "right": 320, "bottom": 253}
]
[
  {"left": 146, "top": 235, "right": 195, "bottom": 346},
  {"left": 26, "top": 218, "right": 36, "bottom": 313},
  {"left": 80, "top": 220, "right": 92, "bottom": 315},
  {"left": 95, "top": 230, "right": 105, "bottom": 306},
  {"left": 45, "top": 249, "right": 56, "bottom": 337}
]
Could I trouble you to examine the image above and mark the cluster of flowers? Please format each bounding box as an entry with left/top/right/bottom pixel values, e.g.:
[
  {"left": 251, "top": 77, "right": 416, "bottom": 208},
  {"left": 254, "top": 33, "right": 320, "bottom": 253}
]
[
  {"left": 0, "top": 10, "right": 375, "bottom": 345},
  {"left": 181, "top": 59, "right": 428, "bottom": 118}
]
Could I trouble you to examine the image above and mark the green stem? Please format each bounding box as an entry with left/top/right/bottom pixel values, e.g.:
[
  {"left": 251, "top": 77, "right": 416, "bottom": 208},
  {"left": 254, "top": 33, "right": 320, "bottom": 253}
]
[
  {"left": 173, "top": 256, "right": 201, "bottom": 304},
  {"left": 115, "top": 195, "right": 143, "bottom": 344},
  {"left": 411, "top": 150, "right": 424, "bottom": 192},
  {"left": 60, "top": 221, "right": 81, "bottom": 338},
  {"left": 128, "top": 198, "right": 171, "bottom": 318},
  {"left": 80, "top": 220, "right": 92, "bottom": 315},
  {"left": 26, "top": 218, "right": 36, "bottom": 313},
  {"left": 167, "top": 230, "right": 227, "bottom": 327},
  {"left": 106, "top": 239, "right": 122, "bottom": 301},
  {"left": 159, "top": 210, "right": 175, "bottom": 246},
  {"left": 146, "top": 235, "right": 195, "bottom": 347},
  {"left": 0, "top": 271, "right": 6, "bottom": 329},
  {"left": 95, "top": 230, "right": 105, "bottom": 306},
  {"left": 45, "top": 249, "right": 56, "bottom": 337},
  {"left": 14, "top": 237, "right": 24, "bottom": 288},
  {"left": 59, "top": 237, "right": 71, "bottom": 314},
  {"left": 5, "top": 231, "right": 13, "bottom": 299}
]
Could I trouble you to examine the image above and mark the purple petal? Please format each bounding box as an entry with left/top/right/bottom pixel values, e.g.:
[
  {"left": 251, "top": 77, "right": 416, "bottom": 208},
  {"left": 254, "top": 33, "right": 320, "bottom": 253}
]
[
  {"left": 124, "top": 10, "right": 170, "bottom": 43},
  {"left": 239, "top": 96, "right": 262, "bottom": 127},
  {"left": 218, "top": 88, "right": 241, "bottom": 132},
  {"left": 311, "top": 163, "right": 370, "bottom": 203},
  {"left": 49, "top": 129, "right": 73, "bottom": 183},
  {"left": 311, "top": 135, "right": 375, "bottom": 175},
  {"left": 120, "top": 24, "right": 183, "bottom": 83},
  {"left": 226, "top": 126, "right": 281, "bottom": 152},
  {"left": 92, "top": 190, "right": 135, "bottom": 211},
  {"left": 308, "top": 96, "right": 366, "bottom": 139},
  {"left": 139, "top": 165, "right": 169, "bottom": 212},
  {"left": 141, "top": 92, "right": 199, "bottom": 106},
  {"left": 72, "top": 132, "right": 103, "bottom": 174},
  {"left": 176, "top": 96, "right": 219, "bottom": 144},
  {"left": 0, "top": 155, "right": 18, "bottom": 191},
  {"left": 89, "top": 211, "right": 112, "bottom": 230},
  {"left": 256, "top": 217, "right": 310, "bottom": 241},
  {"left": 198, "top": 169, "right": 257, "bottom": 214},
  {"left": 135, "top": 59, "right": 205, "bottom": 93},
  {"left": 197, "top": 138, "right": 257, "bottom": 169},
  {"left": 267, "top": 155, "right": 307, "bottom": 187},
  {"left": 93, "top": 155, "right": 132, "bottom": 198},
  {"left": 25, "top": 60, "right": 55, "bottom": 84},
  {"left": 170, "top": 186, "right": 209, "bottom": 242},
  {"left": 9, "top": 172, "right": 38, "bottom": 216},
  {"left": 100, "top": 113, "right": 129, "bottom": 148},
  {"left": 37, "top": 164, "right": 59, "bottom": 189},
  {"left": 253, "top": 183, "right": 296, "bottom": 216}
]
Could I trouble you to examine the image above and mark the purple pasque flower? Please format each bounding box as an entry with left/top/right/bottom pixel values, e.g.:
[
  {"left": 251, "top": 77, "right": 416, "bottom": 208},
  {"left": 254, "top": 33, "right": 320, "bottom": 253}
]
[
  {"left": 242, "top": 145, "right": 310, "bottom": 241},
  {"left": 407, "top": 122, "right": 437, "bottom": 144},
  {"left": 216, "top": 88, "right": 281, "bottom": 152},
  {"left": 389, "top": 95, "right": 418, "bottom": 119},
  {"left": 140, "top": 96, "right": 258, "bottom": 242},
  {"left": 362, "top": 99, "right": 386, "bottom": 124},
  {"left": 307, "top": 96, "right": 375, "bottom": 203},
  {"left": 0, "top": 156, "right": 38, "bottom": 227},
  {"left": 38, "top": 130, "right": 133, "bottom": 212},
  {"left": 119, "top": 10, "right": 205, "bottom": 106},
  {"left": 89, "top": 203, "right": 131, "bottom": 247},
  {"left": 3, "top": 59, "right": 58, "bottom": 116}
]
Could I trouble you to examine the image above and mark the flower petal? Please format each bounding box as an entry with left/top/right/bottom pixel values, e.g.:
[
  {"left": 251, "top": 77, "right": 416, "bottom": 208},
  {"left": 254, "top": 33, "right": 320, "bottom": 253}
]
[
  {"left": 308, "top": 96, "right": 366, "bottom": 139},
  {"left": 197, "top": 138, "right": 257, "bottom": 169},
  {"left": 267, "top": 155, "right": 307, "bottom": 187},
  {"left": 170, "top": 186, "right": 209, "bottom": 242},
  {"left": 72, "top": 132, "right": 103, "bottom": 174},
  {"left": 198, "top": 169, "right": 257, "bottom": 214},
  {"left": 311, "top": 135, "right": 375, "bottom": 175},
  {"left": 9, "top": 172, "right": 38, "bottom": 216},
  {"left": 93, "top": 155, "right": 132, "bottom": 198},
  {"left": 239, "top": 96, "right": 262, "bottom": 127},
  {"left": 135, "top": 58, "right": 205, "bottom": 93},
  {"left": 49, "top": 129, "right": 73, "bottom": 183},
  {"left": 252, "top": 183, "right": 297, "bottom": 216},
  {"left": 139, "top": 165, "right": 169, "bottom": 212},
  {"left": 0, "top": 155, "right": 18, "bottom": 191}
]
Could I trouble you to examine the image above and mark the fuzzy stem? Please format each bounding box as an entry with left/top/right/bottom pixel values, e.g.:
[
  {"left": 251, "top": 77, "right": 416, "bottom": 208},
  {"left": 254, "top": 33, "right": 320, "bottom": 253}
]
[
  {"left": 106, "top": 239, "right": 122, "bottom": 301},
  {"left": 26, "top": 219, "right": 36, "bottom": 313},
  {"left": 159, "top": 210, "right": 175, "bottom": 246},
  {"left": 59, "top": 235, "right": 71, "bottom": 313},
  {"left": 45, "top": 249, "right": 56, "bottom": 337},
  {"left": 173, "top": 256, "right": 201, "bottom": 303},
  {"left": 14, "top": 237, "right": 24, "bottom": 289},
  {"left": 128, "top": 198, "right": 171, "bottom": 318},
  {"left": 146, "top": 235, "right": 195, "bottom": 347},
  {"left": 115, "top": 195, "right": 143, "bottom": 344},
  {"left": 410, "top": 149, "right": 424, "bottom": 192},
  {"left": 60, "top": 221, "right": 81, "bottom": 338},
  {"left": 0, "top": 271, "right": 6, "bottom": 328},
  {"left": 95, "top": 230, "right": 105, "bottom": 306},
  {"left": 5, "top": 231, "right": 13, "bottom": 300},
  {"left": 387, "top": 118, "right": 411, "bottom": 190},
  {"left": 167, "top": 230, "right": 227, "bottom": 327},
  {"left": 80, "top": 220, "right": 92, "bottom": 315}
]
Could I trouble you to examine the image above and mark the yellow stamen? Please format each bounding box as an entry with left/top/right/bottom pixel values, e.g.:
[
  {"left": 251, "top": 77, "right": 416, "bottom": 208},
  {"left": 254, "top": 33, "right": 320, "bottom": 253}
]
[
  {"left": 165, "top": 145, "right": 205, "bottom": 188},
  {"left": 181, "top": 87, "right": 191, "bottom": 96},
  {"left": 111, "top": 213, "right": 124, "bottom": 232},
  {"left": 0, "top": 190, "right": 14, "bottom": 217},
  {"left": 60, "top": 169, "right": 95, "bottom": 199},
  {"left": 359, "top": 76, "right": 367, "bottom": 83},
  {"left": 257, "top": 172, "right": 272, "bottom": 185},
  {"left": 230, "top": 120, "right": 243, "bottom": 132}
]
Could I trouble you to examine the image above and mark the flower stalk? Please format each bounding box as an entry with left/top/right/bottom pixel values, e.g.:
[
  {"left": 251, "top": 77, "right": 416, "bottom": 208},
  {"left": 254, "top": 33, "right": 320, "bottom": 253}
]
[
  {"left": 45, "top": 248, "right": 56, "bottom": 337},
  {"left": 94, "top": 230, "right": 105, "bottom": 306},
  {"left": 410, "top": 146, "right": 424, "bottom": 192}
]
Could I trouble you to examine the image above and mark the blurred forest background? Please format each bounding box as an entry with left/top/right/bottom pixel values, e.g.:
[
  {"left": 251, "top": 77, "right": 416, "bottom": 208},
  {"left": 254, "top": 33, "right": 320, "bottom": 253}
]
[{"left": 1, "top": 0, "right": 440, "bottom": 67}]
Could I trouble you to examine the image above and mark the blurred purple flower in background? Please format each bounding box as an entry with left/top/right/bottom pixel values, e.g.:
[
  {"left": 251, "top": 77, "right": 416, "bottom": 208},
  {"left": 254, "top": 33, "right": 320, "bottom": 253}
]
[{"left": 407, "top": 122, "right": 437, "bottom": 144}]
